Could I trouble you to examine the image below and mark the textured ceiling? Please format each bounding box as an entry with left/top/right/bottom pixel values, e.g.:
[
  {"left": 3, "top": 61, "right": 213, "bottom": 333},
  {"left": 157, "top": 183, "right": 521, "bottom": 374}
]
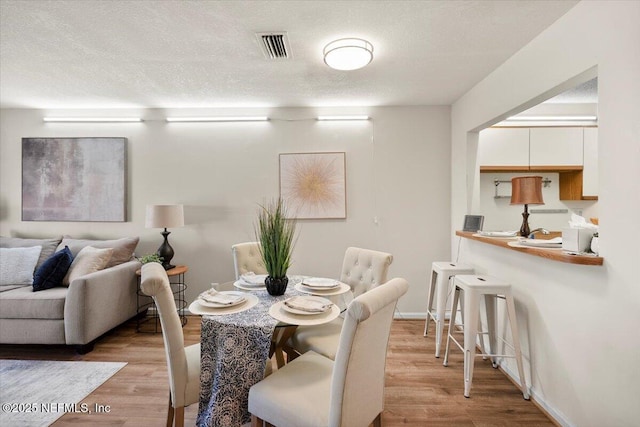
[{"left": 0, "top": 0, "right": 579, "bottom": 109}]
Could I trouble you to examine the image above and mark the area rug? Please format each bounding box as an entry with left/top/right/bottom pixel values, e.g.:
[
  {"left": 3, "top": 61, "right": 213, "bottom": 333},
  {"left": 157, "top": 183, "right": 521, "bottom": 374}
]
[{"left": 0, "top": 359, "right": 126, "bottom": 427}]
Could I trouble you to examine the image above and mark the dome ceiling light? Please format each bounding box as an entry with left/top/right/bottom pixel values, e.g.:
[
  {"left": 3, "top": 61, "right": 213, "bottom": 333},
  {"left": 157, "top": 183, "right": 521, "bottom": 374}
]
[{"left": 323, "top": 38, "right": 373, "bottom": 71}]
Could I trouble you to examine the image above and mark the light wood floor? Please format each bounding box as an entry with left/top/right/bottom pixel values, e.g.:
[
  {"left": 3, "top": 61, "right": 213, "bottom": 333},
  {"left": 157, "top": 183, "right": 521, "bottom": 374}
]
[{"left": 0, "top": 317, "right": 554, "bottom": 426}]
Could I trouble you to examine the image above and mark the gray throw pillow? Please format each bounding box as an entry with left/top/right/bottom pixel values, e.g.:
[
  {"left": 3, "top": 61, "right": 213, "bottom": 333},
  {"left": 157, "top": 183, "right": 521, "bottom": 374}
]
[
  {"left": 0, "top": 236, "right": 63, "bottom": 270},
  {"left": 56, "top": 236, "right": 139, "bottom": 268}
]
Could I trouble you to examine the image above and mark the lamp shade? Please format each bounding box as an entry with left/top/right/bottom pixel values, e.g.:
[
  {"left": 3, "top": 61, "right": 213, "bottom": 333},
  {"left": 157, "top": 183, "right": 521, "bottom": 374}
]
[
  {"left": 145, "top": 204, "right": 184, "bottom": 229},
  {"left": 510, "top": 176, "right": 544, "bottom": 205},
  {"left": 323, "top": 38, "right": 373, "bottom": 71}
]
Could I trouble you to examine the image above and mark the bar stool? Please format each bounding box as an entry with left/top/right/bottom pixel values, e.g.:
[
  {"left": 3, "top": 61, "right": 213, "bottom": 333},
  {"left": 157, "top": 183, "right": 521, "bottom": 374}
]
[
  {"left": 443, "top": 274, "right": 529, "bottom": 400},
  {"left": 424, "top": 262, "right": 475, "bottom": 357}
]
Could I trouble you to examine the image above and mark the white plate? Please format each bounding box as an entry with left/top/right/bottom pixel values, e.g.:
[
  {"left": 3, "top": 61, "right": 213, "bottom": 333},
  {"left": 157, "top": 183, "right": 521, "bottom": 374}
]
[
  {"left": 269, "top": 301, "right": 340, "bottom": 326},
  {"left": 197, "top": 291, "right": 247, "bottom": 308},
  {"left": 281, "top": 296, "right": 333, "bottom": 315},
  {"left": 517, "top": 237, "right": 562, "bottom": 248},
  {"left": 239, "top": 274, "right": 267, "bottom": 286},
  {"left": 233, "top": 280, "right": 266, "bottom": 291},
  {"left": 188, "top": 293, "right": 259, "bottom": 316},
  {"left": 507, "top": 241, "right": 563, "bottom": 250},
  {"left": 300, "top": 277, "right": 340, "bottom": 289},
  {"left": 295, "top": 282, "right": 351, "bottom": 296},
  {"left": 475, "top": 231, "right": 518, "bottom": 238}
]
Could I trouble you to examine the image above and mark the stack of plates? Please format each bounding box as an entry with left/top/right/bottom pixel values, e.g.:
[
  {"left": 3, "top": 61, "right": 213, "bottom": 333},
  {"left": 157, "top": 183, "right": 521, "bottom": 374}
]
[
  {"left": 300, "top": 277, "right": 340, "bottom": 289},
  {"left": 476, "top": 231, "right": 518, "bottom": 238},
  {"left": 282, "top": 296, "right": 333, "bottom": 315},
  {"left": 296, "top": 277, "right": 349, "bottom": 296},
  {"left": 234, "top": 273, "right": 267, "bottom": 290},
  {"left": 198, "top": 289, "right": 246, "bottom": 308},
  {"left": 516, "top": 237, "right": 563, "bottom": 248}
]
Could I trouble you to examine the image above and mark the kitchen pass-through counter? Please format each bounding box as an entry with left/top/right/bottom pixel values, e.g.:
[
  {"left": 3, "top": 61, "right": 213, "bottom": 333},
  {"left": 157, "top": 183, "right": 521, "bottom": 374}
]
[{"left": 456, "top": 231, "right": 603, "bottom": 266}]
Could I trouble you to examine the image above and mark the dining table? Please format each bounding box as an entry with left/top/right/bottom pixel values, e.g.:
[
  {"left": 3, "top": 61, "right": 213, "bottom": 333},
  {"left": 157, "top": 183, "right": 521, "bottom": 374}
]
[{"left": 190, "top": 275, "right": 350, "bottom": 427}]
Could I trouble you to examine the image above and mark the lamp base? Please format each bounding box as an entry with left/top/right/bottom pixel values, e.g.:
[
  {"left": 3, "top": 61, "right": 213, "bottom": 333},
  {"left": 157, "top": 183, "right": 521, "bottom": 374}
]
[
  {"left": 157, "top": 229, "right": 176, "bottom": 271},
  {"left": 519, "top": 206, "right": 531, "bottom": 237}
]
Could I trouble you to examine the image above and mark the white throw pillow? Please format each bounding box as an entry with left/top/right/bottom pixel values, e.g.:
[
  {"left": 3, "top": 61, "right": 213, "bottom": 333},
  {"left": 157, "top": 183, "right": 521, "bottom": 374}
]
[
  {"left": 0, "top": 246, "right": 42, "bottom": 286},
  {"left": 63, "top": 246, "right": 114, "bottom": 286}
]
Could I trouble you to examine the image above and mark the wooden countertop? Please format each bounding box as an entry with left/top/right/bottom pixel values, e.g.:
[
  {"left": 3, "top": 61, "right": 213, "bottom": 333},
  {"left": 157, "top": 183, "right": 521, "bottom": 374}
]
[{"left": 456, "top": 231, "right": 603, "bottom": 266}]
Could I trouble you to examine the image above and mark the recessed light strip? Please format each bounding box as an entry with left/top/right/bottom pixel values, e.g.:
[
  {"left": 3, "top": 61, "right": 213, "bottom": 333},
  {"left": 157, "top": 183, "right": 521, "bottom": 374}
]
[
  {"left": 43, "top": 117, "right": 142, "bottom": 122},
  {"left": 165, "top": 116, "right": 269, "bottom": 122},
  {"left": 506, "top": 115, "right": 597, "bottom": 121},
  {"left": 316, "top": 115, "right": 370, "bottom": 121}
]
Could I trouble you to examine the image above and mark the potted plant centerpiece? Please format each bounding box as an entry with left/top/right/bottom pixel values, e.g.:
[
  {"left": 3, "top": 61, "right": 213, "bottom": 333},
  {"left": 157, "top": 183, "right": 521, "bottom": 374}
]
[{"left": 255, "top": 198, "right": 297, "bottom": 296}]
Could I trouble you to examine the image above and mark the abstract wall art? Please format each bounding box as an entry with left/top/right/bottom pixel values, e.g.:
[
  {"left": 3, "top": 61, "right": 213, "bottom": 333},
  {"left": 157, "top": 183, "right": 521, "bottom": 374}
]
[
  {"left": 22, "top": 137, "right": 127, "bottom": 222},
  {"left": 279, "top": 152, "right": 346, "bottom": 219}
]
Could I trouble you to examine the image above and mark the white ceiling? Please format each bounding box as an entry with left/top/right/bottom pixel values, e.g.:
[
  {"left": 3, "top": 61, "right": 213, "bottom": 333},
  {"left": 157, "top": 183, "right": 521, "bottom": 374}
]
[{"left": 0, "top": 0, "right": 580, "bottom": 109}]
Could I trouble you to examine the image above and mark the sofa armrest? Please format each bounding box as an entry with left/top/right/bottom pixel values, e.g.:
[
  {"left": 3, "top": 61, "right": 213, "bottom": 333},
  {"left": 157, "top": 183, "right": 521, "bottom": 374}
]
[{"left": 64, "top": 260, "right": 141, "bottom": 345}]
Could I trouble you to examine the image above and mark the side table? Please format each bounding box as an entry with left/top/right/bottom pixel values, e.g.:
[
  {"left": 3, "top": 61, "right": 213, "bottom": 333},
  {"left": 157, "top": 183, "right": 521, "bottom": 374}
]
[{"left": 136, "top": 264, "right": 188, "bottom": 333}]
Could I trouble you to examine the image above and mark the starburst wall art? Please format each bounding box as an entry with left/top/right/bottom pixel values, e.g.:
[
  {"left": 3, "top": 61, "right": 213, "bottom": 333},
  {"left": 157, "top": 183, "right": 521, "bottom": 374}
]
[{"left": 279, "top": 152, "right": 346, "bottom": 219}]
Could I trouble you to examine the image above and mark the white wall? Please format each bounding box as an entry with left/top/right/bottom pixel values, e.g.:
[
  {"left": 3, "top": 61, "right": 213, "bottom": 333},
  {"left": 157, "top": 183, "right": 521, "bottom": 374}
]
[
  {"left": 0, "top": 105, "right": 451, "bottom": 316},
  {"left": 452, "top": 1, "right": 640, "bottom": 426}
]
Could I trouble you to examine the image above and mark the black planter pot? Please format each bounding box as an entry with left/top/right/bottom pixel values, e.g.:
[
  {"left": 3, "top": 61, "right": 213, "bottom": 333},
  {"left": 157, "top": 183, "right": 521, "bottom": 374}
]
[{"left": 265, "top": 276, "right": 288, "bottom": 296}]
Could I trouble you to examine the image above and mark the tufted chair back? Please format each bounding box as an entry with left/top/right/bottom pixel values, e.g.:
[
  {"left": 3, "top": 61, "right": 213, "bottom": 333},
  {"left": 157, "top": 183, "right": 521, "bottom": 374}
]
[
  {"left": 340, "top": 247, "right": 393, "bottom": 298},
  {"left": 232, "top": 242, "right": 267, "bottom": 280}
]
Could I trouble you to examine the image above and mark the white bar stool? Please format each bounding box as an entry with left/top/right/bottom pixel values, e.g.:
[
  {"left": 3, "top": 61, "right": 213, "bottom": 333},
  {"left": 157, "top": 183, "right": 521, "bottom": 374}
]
[
  {"left": 424, "top": 262, "right": 475, "bottom": 357},
  {"left": 443, "top": 274, "right": 529, "bottom": 400}
]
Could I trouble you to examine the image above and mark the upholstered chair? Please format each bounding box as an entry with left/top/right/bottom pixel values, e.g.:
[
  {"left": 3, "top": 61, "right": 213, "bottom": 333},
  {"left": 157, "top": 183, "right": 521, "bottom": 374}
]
[
  {"left": 140, "top": 263, "right": 200, "bottom": 427},
  {"left": 231, "top": 242, "right": 267, "bottom": 280},
  {"left": 249, "top": 277, "right": 409, "bottom": 427},
  {"left": 288, "top": 247, "right": 393, "bottom": 359}
]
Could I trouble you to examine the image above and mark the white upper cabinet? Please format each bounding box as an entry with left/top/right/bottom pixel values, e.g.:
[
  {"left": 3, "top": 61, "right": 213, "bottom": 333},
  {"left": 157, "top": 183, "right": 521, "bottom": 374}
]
[
  {"left": 478, "top": 128, "right": 529, "bottom": 167},
  {"left": 529, "top": 127, "right": 583, "bottom": 167},
  {"left": 582, "top": 127, "right": 599, "bottom": 197}
]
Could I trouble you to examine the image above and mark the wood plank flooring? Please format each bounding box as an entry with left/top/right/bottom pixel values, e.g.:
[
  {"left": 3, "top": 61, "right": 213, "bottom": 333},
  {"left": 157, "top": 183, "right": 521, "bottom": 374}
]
[{"left": 0, "top": 317, "right": 554, "bottom": 426}]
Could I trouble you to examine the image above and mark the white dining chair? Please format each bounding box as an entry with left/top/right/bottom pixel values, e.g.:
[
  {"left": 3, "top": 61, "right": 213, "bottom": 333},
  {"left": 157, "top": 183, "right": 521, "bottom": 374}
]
[
  {"left": 140, "top": 262, "right": 200, "bottom": 427},
  {"left": 249, "top": 277, "right": 409, "bottom": 427},
  {"left": 288, "top": 247, "right": 393, "bottom": 360},
  {"left": 231, "top": 241, "right": 267, "bottom": 280}
]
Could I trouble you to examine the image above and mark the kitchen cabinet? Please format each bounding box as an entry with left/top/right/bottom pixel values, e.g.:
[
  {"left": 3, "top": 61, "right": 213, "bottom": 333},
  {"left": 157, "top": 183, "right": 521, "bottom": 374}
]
[
  {"left": 582, "top": 128, "right": 598, "bottom": 198},
  {"left": 479, "top": 126, "right": 598, "bottom": 200},
  {"left": 529, "top": 128, "right": 583, "bottom": 167},
  {"left": 478, "top": 128, "right": 529, "bottom": 169}
]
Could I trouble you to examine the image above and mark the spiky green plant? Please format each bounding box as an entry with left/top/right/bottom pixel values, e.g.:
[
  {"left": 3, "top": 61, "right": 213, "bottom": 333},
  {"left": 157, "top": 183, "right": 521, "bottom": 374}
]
[{"left": 255, "top": 198, "right": 297, "bottom": 278}]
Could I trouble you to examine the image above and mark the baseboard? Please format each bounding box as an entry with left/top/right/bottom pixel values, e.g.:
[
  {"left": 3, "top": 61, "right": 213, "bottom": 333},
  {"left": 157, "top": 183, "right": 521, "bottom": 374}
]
[
  {"left": 498, "top": 364, "right": 572, "bottom": 427},
  {"left": 393, "top": 311, "right": 427, "bottom": 320}
]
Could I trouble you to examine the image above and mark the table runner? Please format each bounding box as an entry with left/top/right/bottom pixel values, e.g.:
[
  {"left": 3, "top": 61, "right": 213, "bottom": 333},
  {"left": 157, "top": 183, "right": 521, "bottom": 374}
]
[{"left": 197, "top": 284, "right": 302, "bottom": 427}]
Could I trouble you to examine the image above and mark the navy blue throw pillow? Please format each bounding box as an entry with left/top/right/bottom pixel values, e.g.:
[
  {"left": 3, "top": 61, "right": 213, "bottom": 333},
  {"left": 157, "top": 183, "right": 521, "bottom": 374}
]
[{"left": 32, "top": 246, "right": 74, "bottom": 292}]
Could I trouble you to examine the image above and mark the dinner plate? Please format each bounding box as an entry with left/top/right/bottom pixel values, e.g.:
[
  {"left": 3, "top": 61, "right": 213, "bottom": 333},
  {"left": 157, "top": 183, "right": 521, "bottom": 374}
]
[
  {"left": 295, "top": 282, "right": 350, "bottom": 296},
  {"left": 239, "top": 274, "right": 267, "bottom": 285},
  {"left": 188, "top": 293, "right": 259, "bottom": 316},
  {"left": 281, "top": 296, "right": 333, "bottom": 315},
  {"left": 233, "top": 280, "right": 266, "bottom": 291},
  {"left": 269, "top": 300, "right": 341, "bottom": 326},
  {"left": 197, "top": 291, "right": 247, "bottom": 308},
  {"left": 300, "top": 277, "right": 340, "bottom": 289}
]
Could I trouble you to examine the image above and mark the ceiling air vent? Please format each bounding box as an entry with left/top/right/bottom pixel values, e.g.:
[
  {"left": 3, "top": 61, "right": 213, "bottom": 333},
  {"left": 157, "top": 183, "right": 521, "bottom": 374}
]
[{"left": 256, "top": 32, "right": 291, "bottom": 59}]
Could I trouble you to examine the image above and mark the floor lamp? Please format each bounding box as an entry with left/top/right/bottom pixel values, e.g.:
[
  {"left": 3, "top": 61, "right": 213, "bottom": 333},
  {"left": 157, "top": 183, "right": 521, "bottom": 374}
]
[{"left": 145, "top": 204, "right": 184, "bottom": 270}]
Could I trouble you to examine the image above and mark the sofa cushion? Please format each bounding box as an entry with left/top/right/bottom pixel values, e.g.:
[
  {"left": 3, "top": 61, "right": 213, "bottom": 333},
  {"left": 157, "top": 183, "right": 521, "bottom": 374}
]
[
  {"left": 33, "top": 246, "right": 74, "bottom": 292},
  {"left": 0, "top": 285, "right": 67, "bottom": 319},
  {"left": 0, "top": 236, "right": 62, "bottom": 270},
  {"left": 0, "top": 246, "right": 42, "bottom": 286},
  {"left": 57, "top": 236, "right": 139, "bottom": 268},
  {"left": 63, "top": 246, "right": 113, "bottom": 286}
]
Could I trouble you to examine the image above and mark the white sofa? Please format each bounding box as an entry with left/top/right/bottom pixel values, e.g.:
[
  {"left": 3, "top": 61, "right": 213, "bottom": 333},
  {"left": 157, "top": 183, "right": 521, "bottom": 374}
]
[{"left": 0, "top": 236, "right": 142, "bottom": 353}]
